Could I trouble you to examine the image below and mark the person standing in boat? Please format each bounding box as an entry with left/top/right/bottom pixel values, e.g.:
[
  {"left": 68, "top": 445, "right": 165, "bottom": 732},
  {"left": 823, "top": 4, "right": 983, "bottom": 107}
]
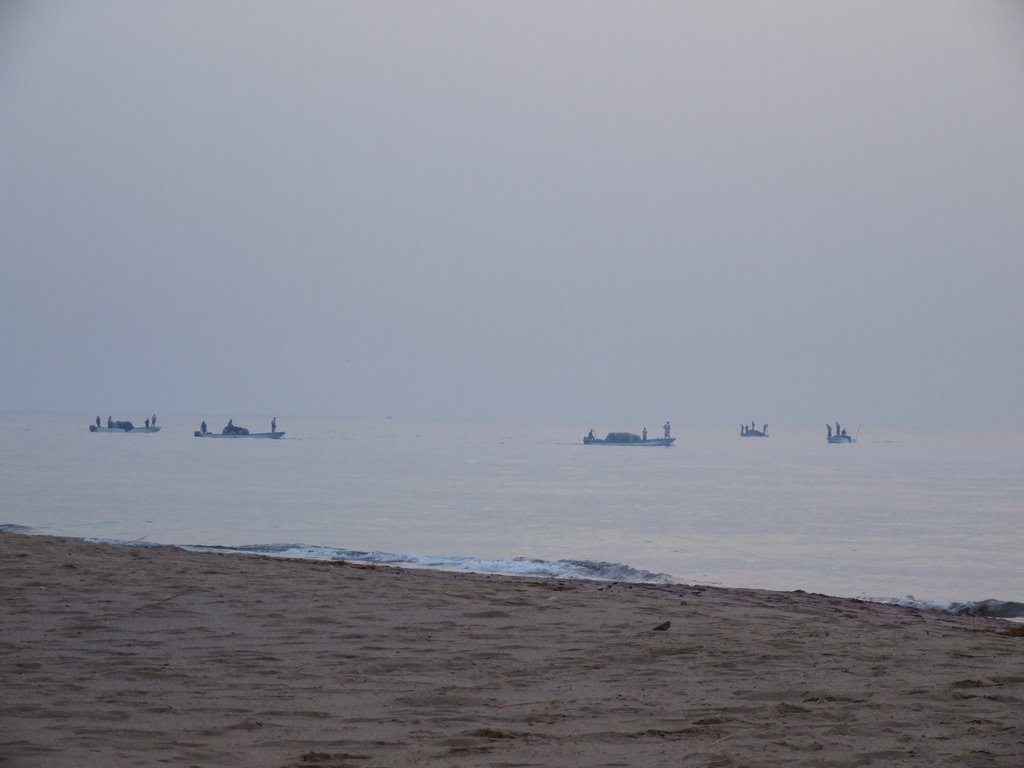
[
  {"left": 200, "top": 420, "right": 207, "bottom": 435},
  {"left": 96, "top": 415, "right": 101, "bottom": 428},
  {"left": 152, "top": 414, "right": 156, "bottom": 426},
  {"left": 107, "top": 416, "right": 113, "bottom": 428},
  {"left": 663, "top": 421, "right": 671, "bottom": 439},
  {"left": 826, "top": 424, "right": 832, "bottom": 438},
  {"left": 271, "top": 417, "right": 277, "bottom": 433},
  {"left": 145, "top": 418, "right": 150, "bottom": 428},
  {"left": 642, "top": 427, "right": 647, "bottom": 441}
]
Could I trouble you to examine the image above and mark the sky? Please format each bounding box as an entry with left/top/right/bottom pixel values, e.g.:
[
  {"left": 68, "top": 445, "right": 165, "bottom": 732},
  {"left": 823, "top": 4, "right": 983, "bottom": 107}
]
[{"left": 2, "top": 1, "right": 1023, "bottom": 427}]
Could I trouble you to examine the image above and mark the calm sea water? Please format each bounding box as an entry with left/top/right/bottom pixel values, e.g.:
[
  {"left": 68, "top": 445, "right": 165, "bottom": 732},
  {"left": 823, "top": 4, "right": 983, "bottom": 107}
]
[{"left": 2, "top": 412, "right": 1021, "bottom": 614}]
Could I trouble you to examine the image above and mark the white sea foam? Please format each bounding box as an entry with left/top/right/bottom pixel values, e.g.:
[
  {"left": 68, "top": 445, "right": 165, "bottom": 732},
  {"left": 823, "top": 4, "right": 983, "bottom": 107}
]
[
  {"left": 870, "top": 595, "right": 1024, "bottom": 619},
  {"left": 181, "top": 543, "right": 673, "bottom": 583}
]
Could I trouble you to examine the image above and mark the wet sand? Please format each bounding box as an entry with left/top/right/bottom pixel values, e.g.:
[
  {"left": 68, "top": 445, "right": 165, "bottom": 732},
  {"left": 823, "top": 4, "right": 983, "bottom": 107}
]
[{"left": 2, "top": 532, "right": 1022, "bottom": 767}]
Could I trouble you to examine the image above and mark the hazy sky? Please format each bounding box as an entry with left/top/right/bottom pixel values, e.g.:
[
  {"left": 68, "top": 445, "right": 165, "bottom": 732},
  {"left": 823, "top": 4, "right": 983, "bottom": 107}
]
[{"left": 2, "top": 1, "right": 1023, "bottom": 427}]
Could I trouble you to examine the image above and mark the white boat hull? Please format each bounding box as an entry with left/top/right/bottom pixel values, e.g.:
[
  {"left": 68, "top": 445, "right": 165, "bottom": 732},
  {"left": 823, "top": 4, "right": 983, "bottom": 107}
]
[
  {"left": 194, "top": 431, "right": 285, "bottom": 439},
  {"left": 90, "top": 425, "right": 161, "bottom": 433},
  {"left": 584, "top": 435, "right": 674, "bottom": 446}
]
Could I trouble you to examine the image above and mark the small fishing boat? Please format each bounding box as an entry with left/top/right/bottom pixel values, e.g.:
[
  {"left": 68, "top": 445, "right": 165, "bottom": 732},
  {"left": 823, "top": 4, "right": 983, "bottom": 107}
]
[
  {"left": 740, "top": 423, "right": 768, "bottom": 437},
  {"left": 583, "top": 431, "right": 674, "bottom": 446},
  {"left": 194, "top": 419, "right": 284, "bottom": 439},
  {"left": 89, "top": 420, "right": 160, "bottom": 433},
  {"left": 826, "top": 422, "right": 858, "bottom": 443}
]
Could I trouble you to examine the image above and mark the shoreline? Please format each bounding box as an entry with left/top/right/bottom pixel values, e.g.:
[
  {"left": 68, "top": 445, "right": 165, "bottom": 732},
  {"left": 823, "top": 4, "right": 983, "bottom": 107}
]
[
  {"left": 13, "top": 530, "right": 1023, "bottom": 619},
  {"left": 3, "top": 531, "right": 1022, "bottom": 767}
]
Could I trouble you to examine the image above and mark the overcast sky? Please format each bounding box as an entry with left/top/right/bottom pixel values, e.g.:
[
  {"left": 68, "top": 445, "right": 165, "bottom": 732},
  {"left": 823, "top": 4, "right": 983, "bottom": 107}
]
[{"left": 2, "top": 1, "right": 1022, "bottom": 427}]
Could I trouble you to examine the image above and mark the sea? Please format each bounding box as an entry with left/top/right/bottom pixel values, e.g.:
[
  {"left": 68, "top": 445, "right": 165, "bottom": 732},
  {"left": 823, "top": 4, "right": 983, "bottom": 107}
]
[{"left": 2, "top": 412, "right": 1022, "bottom": 619}]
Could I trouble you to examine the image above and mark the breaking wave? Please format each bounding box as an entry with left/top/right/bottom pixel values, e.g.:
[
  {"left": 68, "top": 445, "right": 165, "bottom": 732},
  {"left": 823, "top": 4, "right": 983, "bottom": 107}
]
[
  {"left": 873, "top": 596, "right": 1024, "bottom": 620},
  {"left": 180, "top": 542, "right": 675, "bottom": 583},
  {"left": 0, "top": 523, "right": 34, "bottom": 533}
]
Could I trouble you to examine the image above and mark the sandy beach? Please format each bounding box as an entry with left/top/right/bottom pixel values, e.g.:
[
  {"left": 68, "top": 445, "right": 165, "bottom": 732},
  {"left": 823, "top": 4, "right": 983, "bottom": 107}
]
[{"left": 2, "top": 532, "right": 1021, "bottom": 767}]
